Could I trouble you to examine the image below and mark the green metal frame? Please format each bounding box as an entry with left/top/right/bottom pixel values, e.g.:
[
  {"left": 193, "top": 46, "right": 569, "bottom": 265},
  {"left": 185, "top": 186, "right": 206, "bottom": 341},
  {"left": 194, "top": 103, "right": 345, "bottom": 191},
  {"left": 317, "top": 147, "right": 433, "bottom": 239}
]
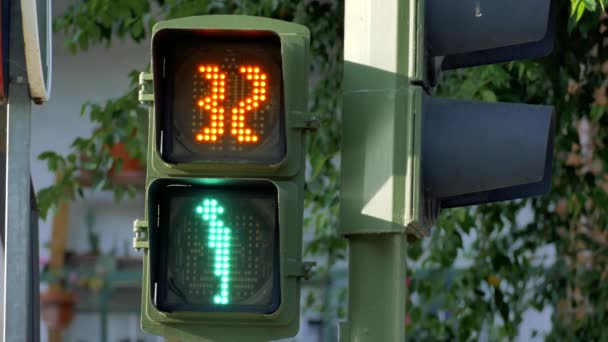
[
  {"left": 133, "top": 15, "right": 313, "bottom": 341},
  {"left": 339, "top": 0, "right": 426, "bottom": 341},
  {"left": 340, "top": 75, "right": 424, "bottom": 236},
  {"left": 339, "top": 0, "right": 426, "bottom": 237}
]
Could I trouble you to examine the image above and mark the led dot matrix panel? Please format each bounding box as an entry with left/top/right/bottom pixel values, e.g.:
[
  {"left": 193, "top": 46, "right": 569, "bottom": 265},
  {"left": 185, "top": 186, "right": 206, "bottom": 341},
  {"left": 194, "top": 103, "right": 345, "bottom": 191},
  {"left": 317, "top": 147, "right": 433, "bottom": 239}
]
[
  {"left": 153, "top": 29, "right": 286, "bottom": 164},
  {"left": 148, "top": 180, "right": 280, "bottom": 313}
]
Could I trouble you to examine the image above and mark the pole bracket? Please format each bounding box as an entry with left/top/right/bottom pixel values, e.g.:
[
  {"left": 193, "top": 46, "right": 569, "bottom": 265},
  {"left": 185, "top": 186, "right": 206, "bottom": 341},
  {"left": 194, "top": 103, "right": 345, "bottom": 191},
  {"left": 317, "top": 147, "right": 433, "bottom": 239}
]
[
  {"left": 285, "top": 259, "right": 316, "bottom": 279},
  {"left": 288, "top": 110, "right": 321, "bottom": 130},
  {"left": 133, "top": 219, "right": 149, "bottom": 250},
  {"left": 138, "top": 72, "right": 154, "bottom": 103}
]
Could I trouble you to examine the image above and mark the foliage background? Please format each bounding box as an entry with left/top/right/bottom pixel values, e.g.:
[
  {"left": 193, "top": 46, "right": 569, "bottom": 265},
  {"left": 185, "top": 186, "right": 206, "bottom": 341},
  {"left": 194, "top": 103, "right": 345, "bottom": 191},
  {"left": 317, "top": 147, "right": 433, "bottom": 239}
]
[
  {"left": 408, "top": 1, "right": 608, "bottom": 340},
  {"left": 38, "top": 0, "right": 608, "bottom": 340}
]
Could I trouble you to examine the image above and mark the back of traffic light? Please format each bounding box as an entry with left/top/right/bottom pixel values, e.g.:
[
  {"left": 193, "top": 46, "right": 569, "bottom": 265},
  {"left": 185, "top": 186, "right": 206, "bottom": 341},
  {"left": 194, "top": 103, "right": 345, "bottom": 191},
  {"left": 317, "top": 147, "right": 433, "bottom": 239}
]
[
  {"left": 340, "top": 0, "right": 556, "bottom": 238},
  {"left": 134, "top": 15, "right": 316, "bottom": 341},
  {"left": 421, "top": 0, "right": 556, "bottom": 210}
]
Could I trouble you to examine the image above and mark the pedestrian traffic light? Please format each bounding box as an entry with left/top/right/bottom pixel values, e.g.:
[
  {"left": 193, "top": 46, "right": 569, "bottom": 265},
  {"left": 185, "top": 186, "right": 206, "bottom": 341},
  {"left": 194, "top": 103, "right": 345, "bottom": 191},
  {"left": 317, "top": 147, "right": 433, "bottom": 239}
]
[
  {"left": 134, "top": 15, "right": 315, "bottom": 341},
  {"left": 340, "top": 0, "right": 556, "bottom": 239}
]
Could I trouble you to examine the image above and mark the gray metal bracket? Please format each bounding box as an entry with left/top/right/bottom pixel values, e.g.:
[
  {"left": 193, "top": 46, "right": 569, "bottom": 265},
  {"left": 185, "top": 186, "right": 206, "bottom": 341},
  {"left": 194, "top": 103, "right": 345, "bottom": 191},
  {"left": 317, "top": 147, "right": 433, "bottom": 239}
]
[
  {"left": 285, "top": 259, "right": 315, "bottom": 280},
  {"left": 138, "top": 72, "right": 154, "bottom": 103},
  {"left": 133, "top": 219, "right": 149, "bottom": 250},
  {"left": 287, "top": 110, "right": 321, "bottom": 130}
]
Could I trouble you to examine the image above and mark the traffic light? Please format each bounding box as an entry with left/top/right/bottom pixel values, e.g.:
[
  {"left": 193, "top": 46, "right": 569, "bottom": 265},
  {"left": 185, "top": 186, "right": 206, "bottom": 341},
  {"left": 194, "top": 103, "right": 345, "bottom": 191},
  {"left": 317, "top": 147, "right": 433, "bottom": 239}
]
[
  {"left": 421, "top": 0, "right": 556, "bottom": 210},
  {"left": 340, "top": 0, "right": 556, "bottom": 238},
  {"left": 134, "top": 15, "right": 314, "bottom": 341}
]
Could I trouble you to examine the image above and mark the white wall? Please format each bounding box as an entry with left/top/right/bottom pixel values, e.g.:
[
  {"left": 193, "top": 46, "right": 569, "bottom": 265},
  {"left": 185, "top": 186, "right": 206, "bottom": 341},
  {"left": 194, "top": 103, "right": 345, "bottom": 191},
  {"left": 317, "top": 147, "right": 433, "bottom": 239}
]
[{"left": 32, "top": 1, "right": 148, "bottom": 260}]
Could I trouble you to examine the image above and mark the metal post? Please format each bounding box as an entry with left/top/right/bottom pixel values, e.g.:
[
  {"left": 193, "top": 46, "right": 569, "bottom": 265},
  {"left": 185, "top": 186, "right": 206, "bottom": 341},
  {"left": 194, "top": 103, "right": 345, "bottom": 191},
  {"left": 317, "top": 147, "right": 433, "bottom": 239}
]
[
  {"left": 341, "top": 0, "right": 417, "bottom": 341},
  {"left": 29, "top": 181, "right": 41, "bottom": 341},
  {"left": 4, "top": 0, "right": 34, "bottom": 340},
  {"left": 100, "top": 288, "right": 109, "bottom": 342},
  {"left": 347, "top": 235, "right": 407, "bottom": 341}
]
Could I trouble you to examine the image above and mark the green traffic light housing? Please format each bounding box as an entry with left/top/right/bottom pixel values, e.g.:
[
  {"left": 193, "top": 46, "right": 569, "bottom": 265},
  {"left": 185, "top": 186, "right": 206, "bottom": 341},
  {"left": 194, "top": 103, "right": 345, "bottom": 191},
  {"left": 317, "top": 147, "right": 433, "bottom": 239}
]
[{"left": 135, "top": 15, "right": 314, "bottom": 341}]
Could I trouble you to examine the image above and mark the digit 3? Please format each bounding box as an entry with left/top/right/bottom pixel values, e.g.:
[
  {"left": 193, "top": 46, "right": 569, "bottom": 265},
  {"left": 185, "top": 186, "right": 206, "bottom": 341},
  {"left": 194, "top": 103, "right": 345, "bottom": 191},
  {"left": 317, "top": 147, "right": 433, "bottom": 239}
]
[{"left": 196, "top": 65, "right": 226, "bottom": 143}]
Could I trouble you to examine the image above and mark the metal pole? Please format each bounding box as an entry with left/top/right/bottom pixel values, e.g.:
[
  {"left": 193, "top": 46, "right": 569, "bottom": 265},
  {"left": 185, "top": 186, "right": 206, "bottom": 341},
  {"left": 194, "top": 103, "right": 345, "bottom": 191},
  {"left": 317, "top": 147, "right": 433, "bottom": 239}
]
[
  {"left": 4, "top": 0, "right": 33, "bottom": 340},
  {"left": 0, "top": 80, "right": 6, "bottom": 342},
  {"left": 29, "top": 180, "right": 41, "bottom": 341},
  {"left": 347, "top": 235, "right": 407, "bottom": 341},
  {"left": 341, "top": 0, "right": 415, "bottom": 341},
  {"left": 101, "top": 288, "right": 109, "bottom": 342}
]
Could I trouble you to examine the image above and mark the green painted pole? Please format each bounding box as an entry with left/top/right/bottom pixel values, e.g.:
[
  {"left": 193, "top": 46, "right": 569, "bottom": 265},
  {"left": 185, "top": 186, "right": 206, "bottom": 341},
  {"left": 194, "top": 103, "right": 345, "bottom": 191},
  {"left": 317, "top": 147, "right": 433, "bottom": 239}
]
[
  {"left": 347, "top": 235, "right": 407, "bottom": 342},
  {"left": 341, "top": 0, "right": 424, "bottom": 341}
]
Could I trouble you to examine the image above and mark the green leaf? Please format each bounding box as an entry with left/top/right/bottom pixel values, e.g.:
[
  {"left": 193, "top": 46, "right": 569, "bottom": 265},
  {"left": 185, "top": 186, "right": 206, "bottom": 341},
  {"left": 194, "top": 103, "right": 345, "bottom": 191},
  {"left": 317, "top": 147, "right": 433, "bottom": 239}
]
[
  {"left": 571, "top": 0, "right": 582, "bottom": 16},
  {"left": 590, "top": 104, "right": 605, "bottom": 121},
  {"left": 38, "top": 151, "right": 59, "bottom": 161},
  {"left": 583, "top": 0, "right": 597, "bottom": 11},
  {"left": 480, "top": 89, "right": 497, "bottom": 102},
  {"left": 576, "top": 1, "right": 586, "bottom": 21}
]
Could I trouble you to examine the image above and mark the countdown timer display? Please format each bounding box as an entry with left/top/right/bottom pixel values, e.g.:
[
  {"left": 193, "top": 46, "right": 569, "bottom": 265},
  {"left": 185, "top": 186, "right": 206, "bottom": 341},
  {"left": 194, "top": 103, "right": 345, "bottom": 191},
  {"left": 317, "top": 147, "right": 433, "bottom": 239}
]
[
  {"left": 153, "top": 29, "right": 286, "bottom": 164},
  {"left": 149, "top": 181, "right": 281, "bottom": 313}
]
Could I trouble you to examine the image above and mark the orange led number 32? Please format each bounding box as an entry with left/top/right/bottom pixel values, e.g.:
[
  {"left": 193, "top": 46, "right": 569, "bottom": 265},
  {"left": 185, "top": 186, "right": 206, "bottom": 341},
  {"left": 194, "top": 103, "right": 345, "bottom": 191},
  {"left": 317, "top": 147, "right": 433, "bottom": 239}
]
[{"left": 196, "top": 65, "right": 268, "bottom": 144}]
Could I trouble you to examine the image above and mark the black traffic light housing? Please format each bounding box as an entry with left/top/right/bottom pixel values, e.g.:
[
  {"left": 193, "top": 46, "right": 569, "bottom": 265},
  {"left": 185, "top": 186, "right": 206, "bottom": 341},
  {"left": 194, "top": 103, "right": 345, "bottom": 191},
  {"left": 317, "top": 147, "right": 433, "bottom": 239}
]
[
  {"left": 152, "top": 29, "right": 287, "bottom": 164},
  {"left": 421, "top": 0, "right": 557, "bottom": 210}
]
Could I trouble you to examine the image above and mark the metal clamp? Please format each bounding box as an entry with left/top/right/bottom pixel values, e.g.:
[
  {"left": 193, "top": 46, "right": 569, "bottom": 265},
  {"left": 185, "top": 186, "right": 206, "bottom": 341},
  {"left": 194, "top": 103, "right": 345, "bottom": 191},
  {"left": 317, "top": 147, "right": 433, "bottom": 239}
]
[
  {"left": 138, "top": 72, "right": 154, "bottom": 103},
  {"left": 285, "top": 260, "right": 316, "bottom": 280},
  {"left": 133, "top": 219, "right": 149, "bottom": 250},
  {"left": 288, "top": 110, "right": 321, "bottom": 130}
]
